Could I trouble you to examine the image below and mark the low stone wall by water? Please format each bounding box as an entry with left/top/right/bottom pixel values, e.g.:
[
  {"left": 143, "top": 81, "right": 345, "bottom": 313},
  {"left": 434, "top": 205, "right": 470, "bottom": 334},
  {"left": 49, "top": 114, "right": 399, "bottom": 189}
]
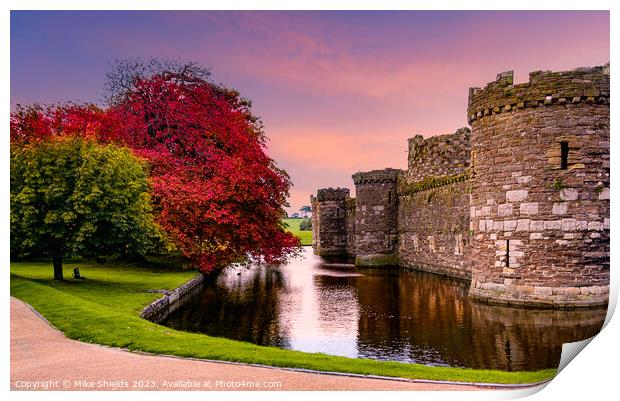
[{"left": 140, "top": 274, "right": 205, "bottom": 323}]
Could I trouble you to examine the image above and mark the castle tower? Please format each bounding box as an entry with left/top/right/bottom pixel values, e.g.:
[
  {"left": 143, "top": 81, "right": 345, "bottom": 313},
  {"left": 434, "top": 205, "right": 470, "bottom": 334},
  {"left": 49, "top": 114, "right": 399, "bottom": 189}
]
[
  {"left": 311, "top": 188, "right": 351, "bottom": 257},
  {"left": 353, "top": 169, "right": 401, "bottom": 267},
  {"left": 467, "top": 64, "right": 610, "bottom": 307}
]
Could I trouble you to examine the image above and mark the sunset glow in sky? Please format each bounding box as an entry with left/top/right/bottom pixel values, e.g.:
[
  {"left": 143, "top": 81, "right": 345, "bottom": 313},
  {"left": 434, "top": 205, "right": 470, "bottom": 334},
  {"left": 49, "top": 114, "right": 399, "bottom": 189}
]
[{"left": 11, "top": 11, "right": 610, "bottom": 213}]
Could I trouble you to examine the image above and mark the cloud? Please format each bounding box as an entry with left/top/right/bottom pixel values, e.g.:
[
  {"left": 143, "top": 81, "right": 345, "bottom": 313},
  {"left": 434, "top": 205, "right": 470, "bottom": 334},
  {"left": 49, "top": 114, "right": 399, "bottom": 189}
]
[{"left": 10, "top": 10, "right": 609, "bottom": 215}]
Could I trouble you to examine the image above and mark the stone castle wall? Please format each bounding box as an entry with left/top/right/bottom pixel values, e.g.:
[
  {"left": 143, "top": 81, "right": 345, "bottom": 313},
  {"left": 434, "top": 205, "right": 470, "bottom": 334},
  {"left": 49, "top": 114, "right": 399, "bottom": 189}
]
[
  {"left": 311, "top": 63, "right": 610, "bottom": 308},
  {"left": 398, "top": 129, "right": 473, "bottom": 279},
  {"left": 345, "top": 197, "right": 357, "bottom": 257},
  {"left": 407, "top": 128, "right": 471, "bottom": 182},
  {"left": 352, "top": 169, "right": 401, "bottom": 266},
  {"left": 398, "top": 175, "right": 472, "bottom": 280},
  {"left": 467, "top": 65, "right": 610, "bottom": 307},
  {"left": 311, "top": 188, "right": 350, "bottom": 257},
  {"left": 310, "top": 195, "right": 319, "bottom": 249}
]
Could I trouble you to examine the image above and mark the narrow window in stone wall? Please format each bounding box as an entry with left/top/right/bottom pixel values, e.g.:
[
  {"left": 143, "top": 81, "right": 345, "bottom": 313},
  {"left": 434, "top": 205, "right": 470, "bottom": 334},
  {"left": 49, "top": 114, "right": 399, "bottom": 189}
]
[
  {"left": 560, "top": 142, "right": 569, "bottom": 170},
  {"left": 506, "top": 240, "right": 510, "bottom": 267}
]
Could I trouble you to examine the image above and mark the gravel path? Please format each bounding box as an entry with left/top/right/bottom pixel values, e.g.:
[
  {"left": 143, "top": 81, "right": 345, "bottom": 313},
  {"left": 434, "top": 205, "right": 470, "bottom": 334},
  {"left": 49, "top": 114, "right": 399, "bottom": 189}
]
[{"left": 10, "top": 297, "right": 487, "bottom": 391}]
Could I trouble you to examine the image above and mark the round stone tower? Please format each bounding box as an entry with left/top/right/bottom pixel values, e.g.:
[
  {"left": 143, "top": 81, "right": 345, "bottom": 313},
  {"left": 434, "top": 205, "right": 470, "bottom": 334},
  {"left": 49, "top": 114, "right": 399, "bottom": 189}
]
[
  {"left": 352, "top": 168, "right": 401, "bottom": 267},
  {"left": 312, "top": 188, "right": 351, "bottom": 257},
  {"left": 467, "top": 64, "right": 610, "bottom": 308}
]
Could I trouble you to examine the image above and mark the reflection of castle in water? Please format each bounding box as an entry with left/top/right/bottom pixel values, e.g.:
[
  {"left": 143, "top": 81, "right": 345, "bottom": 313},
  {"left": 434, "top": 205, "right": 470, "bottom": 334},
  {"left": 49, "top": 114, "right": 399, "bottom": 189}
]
[
  {"left": 469, "top": 302, "right": 606, "bottom": 370},
  {"left": 162, "top": 249, "right": 606, "bottom": 371},
  {"left": 163, "top": 265, "right": 292, "bottom": 349},
  {"left": 311, "top": 274, "right": 360, "bottom": 335},
  {"left": 353, "top": 270, "right": 606, "bottom": 370}
]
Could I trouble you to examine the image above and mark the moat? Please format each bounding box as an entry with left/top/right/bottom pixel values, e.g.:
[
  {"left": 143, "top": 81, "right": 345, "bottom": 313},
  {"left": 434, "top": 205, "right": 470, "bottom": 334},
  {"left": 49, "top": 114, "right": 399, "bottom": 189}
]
[{"left": 162, "top": 247, "right": 606, "bottom": 371}]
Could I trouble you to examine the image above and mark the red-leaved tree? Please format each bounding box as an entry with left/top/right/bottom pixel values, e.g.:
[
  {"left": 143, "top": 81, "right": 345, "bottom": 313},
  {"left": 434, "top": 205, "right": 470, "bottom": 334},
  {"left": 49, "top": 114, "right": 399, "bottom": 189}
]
[{"left": 11, "top": 60, "right": 300, "bottom": 272}]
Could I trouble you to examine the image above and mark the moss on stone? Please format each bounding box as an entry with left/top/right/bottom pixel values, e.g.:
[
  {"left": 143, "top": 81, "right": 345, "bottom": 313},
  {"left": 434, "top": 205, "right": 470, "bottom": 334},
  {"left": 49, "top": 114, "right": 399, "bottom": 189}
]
[
  {"left": 398, "top": 169, "right": 471, "bottom": 195},
  {"left": 551, "top": 178, "right": 568, "bottom": 191},
  {"left": 317, "top": 249, "right": 349, "bottom": 257}
]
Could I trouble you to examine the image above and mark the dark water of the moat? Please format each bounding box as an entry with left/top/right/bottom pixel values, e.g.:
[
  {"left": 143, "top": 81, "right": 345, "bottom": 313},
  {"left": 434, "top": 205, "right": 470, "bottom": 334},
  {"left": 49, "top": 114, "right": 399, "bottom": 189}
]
[{"left": 162, "top": 247, "right": 606, "bottom": 371}]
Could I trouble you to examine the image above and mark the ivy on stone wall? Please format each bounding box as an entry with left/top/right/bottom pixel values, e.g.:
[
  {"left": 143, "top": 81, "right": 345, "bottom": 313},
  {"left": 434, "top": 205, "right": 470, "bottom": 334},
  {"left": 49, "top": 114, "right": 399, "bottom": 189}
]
[{"left": 398, "top": 169, "right": 472, "bottom": 195}]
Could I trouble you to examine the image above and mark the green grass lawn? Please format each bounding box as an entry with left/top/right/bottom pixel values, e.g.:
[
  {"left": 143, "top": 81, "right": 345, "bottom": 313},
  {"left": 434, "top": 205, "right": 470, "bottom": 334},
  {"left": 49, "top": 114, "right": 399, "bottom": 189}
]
[
  {"left": 10, "top": 261, "right": 556, "bottom": 385},
  {"left": 283, "top": 218, "right": 312, "bottom": 246}
]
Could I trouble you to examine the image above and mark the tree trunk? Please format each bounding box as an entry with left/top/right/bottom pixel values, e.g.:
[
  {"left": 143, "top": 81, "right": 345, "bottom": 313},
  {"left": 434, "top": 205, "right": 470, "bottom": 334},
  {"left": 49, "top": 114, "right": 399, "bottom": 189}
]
[{"left": 53, "top": 254, "right": 64, "bottom": 281}]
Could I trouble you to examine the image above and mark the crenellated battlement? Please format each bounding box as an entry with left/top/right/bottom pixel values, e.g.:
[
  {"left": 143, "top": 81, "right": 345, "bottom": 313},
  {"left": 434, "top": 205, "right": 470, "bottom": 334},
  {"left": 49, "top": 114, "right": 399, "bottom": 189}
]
[
  {"left": 407, "top": 127, "right": 471, "bottom": 183},
  {"left": 467, "top": 64, "right": 609, "bottom": 124},
  {"left": 352, "top": 168, "right": 401, "bottom": 185},
  {"left": 316, "top": 187, "right": 350, "bottom": 201}
]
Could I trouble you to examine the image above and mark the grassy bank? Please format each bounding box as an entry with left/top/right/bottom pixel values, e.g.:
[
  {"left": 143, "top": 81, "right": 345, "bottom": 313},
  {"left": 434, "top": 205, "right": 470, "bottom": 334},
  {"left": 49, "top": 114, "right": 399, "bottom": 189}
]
[
  {"left": 283, "top": 218, "right": 312, "bottom": 246},
  {"left": 10, "top": 261, "right": 556, "bottom": 384}
]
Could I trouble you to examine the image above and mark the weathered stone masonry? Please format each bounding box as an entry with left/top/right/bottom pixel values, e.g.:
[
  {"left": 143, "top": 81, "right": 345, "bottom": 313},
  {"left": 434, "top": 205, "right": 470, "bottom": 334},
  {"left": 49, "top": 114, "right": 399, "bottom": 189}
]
[
  {"left": 312, "top": 63, "right": 609, "bottom": 309},
  {"left": 467, "top": 65, "right": 609, "bottom": 307},
  {"left": 353, "top": 169, "right": 400, "bottom": 267},
  {"left": 141, "top": 275, "right": 205, "bottom": 323},
  {"left": 310, "top": 188, "right": 351, "bottom": 257},
  {"left": 398, "top": 128, "right": 472, "bottom": 280}
]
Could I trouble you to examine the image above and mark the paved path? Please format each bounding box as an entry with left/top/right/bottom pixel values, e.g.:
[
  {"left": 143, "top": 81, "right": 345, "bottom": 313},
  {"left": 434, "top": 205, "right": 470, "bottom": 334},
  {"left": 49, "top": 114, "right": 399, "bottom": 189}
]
[{"left": 11, "top": 297, "right": 488, "bottom": 391}]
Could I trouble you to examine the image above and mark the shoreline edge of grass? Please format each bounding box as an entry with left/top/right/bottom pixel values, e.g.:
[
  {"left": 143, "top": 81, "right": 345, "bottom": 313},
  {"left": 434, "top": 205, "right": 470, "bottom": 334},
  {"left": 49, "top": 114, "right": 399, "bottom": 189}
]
[{"left": 10, "top": 260, "right": 557, "bottom": 386}]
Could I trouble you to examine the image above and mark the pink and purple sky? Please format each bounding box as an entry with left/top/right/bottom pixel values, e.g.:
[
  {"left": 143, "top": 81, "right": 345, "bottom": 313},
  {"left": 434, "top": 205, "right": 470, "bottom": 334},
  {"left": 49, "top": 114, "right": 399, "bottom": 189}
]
[{"left": 10, "top": 11, "right": 609, "bottom": 214}]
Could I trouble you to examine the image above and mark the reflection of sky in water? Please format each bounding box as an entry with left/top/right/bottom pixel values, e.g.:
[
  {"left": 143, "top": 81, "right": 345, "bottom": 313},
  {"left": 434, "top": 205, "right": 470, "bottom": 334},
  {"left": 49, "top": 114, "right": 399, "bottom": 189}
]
[
  {"left": 278, "top": 253, "right": 360, "bottom": 358},
  {"left": 163, "top": 247, "right": 606, "bottom": 371}
]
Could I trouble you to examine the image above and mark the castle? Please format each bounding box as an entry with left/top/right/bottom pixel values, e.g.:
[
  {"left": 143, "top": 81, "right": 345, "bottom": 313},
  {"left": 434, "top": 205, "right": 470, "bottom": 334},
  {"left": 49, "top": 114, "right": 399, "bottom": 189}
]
[{"left": 311, "top": 64, "right": 610, "bottom": 308}]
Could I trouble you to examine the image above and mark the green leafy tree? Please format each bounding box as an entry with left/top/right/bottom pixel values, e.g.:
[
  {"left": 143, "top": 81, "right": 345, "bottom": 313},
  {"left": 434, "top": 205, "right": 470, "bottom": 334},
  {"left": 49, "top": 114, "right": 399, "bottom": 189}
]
[
  {"left": 299, "top": 218, "right": 312, "bottom": 231},
  {"left": 299, "top": 205, "right": 312, "bottom": 218},
  {"left": 11, "top": 137, "right": 162, "bottom": 280}
]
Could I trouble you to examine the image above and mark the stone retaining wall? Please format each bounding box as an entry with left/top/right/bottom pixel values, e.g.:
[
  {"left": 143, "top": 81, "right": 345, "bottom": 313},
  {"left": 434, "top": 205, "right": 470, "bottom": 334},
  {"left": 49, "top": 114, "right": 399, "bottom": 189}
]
[{"left": 140, "top": 274, "right": 205, "bottom": 323}]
